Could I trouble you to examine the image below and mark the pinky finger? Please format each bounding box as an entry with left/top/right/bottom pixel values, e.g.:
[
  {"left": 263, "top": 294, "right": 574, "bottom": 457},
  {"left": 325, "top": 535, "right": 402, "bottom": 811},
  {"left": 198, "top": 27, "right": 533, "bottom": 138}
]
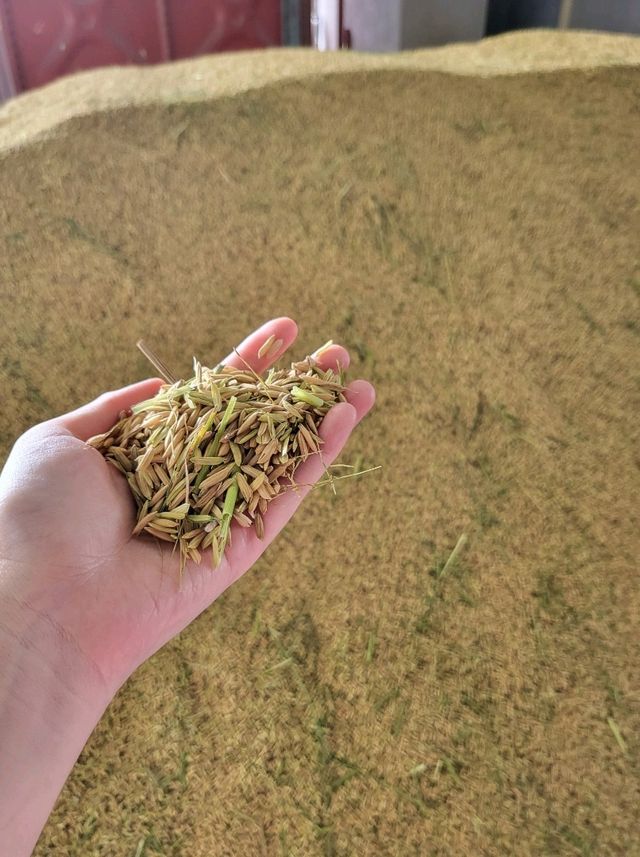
[
  {"left": 221, "top": 400, "right": 358, "bottom": 575},
  {"left": 262, "top": 401, "right": 359, "bottom": 540}
]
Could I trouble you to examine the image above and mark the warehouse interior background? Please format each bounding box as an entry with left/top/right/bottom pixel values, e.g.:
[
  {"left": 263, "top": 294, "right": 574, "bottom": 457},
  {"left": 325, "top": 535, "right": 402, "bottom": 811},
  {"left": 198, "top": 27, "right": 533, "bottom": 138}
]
[{"left": 1, "top": 0, "right": 640, "bottom": 101}]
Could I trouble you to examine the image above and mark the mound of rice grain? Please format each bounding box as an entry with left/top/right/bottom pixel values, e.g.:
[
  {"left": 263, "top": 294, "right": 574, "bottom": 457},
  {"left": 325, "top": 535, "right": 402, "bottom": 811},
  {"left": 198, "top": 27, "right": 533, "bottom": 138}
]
[{"left": 88, "top": 354, "right": 345, "bottom": 567}]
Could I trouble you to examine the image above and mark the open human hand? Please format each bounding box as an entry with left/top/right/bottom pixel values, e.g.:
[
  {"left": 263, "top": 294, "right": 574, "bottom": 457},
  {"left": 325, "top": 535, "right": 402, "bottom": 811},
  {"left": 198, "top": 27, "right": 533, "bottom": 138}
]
[{"left": 0, "top": 317, "right": 375, "bottom": 696}]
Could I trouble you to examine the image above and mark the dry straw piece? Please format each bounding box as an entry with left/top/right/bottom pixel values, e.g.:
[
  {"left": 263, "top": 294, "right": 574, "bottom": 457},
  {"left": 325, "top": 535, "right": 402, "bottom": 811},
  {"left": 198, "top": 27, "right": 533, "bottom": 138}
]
[{"left": 88, "top": 348, "right": 346, "bottom": 569}]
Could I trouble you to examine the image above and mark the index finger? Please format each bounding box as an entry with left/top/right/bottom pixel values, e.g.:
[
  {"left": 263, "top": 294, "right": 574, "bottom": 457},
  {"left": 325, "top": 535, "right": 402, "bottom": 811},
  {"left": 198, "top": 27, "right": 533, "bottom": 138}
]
[{"left": 220, "top": 317, "right": 298, "bottom": 375}]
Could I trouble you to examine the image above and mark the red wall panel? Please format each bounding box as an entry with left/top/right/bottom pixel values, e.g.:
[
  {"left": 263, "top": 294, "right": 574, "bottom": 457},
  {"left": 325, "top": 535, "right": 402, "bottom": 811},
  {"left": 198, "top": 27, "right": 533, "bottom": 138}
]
[
  {"left": 0, "top": 0, "right": 286, "bottom": 98},
  {"left": 165, "top": 0, "right": 281, "bottom": 57},
  {"left": 1, "top": 0, "right": 170, "bottom": 91}
]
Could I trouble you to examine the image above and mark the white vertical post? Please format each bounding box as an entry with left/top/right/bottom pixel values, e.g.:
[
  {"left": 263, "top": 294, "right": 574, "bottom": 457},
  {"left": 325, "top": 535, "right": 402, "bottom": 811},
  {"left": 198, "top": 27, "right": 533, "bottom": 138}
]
[{"left": 314, "top": 0, "right": 340, "bottom": 50}]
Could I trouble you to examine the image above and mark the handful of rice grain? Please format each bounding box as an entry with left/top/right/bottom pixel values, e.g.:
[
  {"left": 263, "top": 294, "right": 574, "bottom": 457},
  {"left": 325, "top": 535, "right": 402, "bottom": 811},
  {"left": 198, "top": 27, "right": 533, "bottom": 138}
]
[{"left": 88, "top": 354, "right": 345, "bottom": 567}]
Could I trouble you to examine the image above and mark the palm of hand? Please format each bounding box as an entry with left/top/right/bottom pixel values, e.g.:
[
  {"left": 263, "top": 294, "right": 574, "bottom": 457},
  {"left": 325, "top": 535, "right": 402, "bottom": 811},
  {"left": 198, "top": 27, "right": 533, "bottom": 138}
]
[{"left": 0, "top": 319, "right": 374, "bottom": 698}]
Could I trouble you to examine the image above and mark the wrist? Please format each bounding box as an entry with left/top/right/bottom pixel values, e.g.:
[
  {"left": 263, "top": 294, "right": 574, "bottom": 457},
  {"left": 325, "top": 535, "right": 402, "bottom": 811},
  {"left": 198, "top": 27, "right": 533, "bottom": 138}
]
[
  {"left": 0, "top": 588, "right": 112, "bottom": 714},
  {"left": 0, "top": 579, "right": 112, "bottom": 856}
]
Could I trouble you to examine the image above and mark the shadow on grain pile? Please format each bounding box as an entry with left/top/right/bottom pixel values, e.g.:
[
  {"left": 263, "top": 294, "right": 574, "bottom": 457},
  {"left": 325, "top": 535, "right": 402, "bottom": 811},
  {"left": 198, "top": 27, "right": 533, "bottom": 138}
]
[{"left": 1, "top": 64, "right": 639, "bottom": 856}]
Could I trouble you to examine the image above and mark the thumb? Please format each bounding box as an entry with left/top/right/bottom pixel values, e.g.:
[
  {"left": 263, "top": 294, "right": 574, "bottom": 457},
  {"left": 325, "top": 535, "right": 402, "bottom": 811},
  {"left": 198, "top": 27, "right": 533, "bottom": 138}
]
[{"left": 52, "top": 378, "right": 164, "bottom": 442}]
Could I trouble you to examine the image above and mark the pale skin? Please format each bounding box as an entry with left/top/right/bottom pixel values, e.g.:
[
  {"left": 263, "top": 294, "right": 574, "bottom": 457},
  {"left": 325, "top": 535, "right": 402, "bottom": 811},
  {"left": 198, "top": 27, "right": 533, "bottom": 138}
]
[{"left": 0, "top": 318, "right": 375, "bottom": 856}]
